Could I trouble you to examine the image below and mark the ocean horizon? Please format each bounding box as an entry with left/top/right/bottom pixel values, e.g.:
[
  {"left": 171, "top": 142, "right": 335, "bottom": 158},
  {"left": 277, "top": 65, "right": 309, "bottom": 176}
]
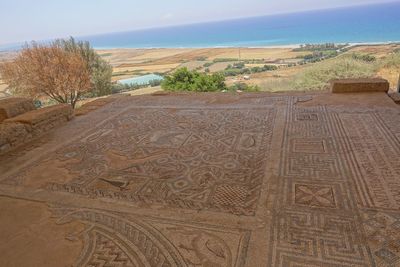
[{"left": 2, "top": 1, "right": 400, "bottom": 50}]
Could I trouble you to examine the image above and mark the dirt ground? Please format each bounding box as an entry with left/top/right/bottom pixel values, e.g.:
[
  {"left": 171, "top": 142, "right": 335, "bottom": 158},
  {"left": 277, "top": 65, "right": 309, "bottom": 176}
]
[{"left": 0, "top": 91, "right": 399, "bottom": 266}]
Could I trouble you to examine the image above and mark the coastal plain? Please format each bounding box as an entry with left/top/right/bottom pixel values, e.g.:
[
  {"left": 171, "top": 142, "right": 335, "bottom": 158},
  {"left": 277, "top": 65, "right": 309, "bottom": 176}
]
[
  {"left": 1, "top": 44, "right": 400, "bottom": 98},
  {"left": 97, "top": 44, "right": 400, "bottom": 90}
]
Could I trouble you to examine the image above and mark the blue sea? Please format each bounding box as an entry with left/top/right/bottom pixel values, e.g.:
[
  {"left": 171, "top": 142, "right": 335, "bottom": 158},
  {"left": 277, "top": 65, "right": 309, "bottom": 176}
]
[
  {"left": 80, "top": 1, "right": 400, "bottom": 49},
  {"left": 1, "top": 1, "right": 400, "bottom": 50}
]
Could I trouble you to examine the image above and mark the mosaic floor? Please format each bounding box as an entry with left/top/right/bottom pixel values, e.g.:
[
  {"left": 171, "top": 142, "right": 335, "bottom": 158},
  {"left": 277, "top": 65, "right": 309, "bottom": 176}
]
[{"left": 0, "top": 92, "right": 399, "bottom": 267}]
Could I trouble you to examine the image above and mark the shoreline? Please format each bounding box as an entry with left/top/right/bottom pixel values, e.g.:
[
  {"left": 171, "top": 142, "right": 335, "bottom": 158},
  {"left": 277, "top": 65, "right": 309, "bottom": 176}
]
[
  {"left": 92, "top": 41, "right": 400, "bottom": 51},
  {"left": 2, "top": 41, "right": 400, "bottom": 53}
]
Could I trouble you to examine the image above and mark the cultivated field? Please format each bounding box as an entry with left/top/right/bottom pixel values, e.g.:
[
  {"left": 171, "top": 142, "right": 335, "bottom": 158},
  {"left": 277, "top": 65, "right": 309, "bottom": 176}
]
[
  {"left": 97, "top": 44, "right": 400, "bottom": 91},
  {"left": 1, "top": 44, "right": 399, "bottom": 97}
]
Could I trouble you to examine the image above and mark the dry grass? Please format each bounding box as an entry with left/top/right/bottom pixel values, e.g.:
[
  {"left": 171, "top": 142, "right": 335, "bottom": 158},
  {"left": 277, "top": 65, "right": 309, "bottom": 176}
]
[
  {"left": 208, "top": 48, "right": 307, "bottom": 60},
  {"left": 178, "top": 61, "right": 206, "bottom": 71},
  {"left": 209, "top": 62, "right": 239, "bottom": 72},
  {"left": 113, "top": 63, "right": 181, "bottom": 74},
  {"left": 345, "top": 44, "right": 400, "bottom": 58}
]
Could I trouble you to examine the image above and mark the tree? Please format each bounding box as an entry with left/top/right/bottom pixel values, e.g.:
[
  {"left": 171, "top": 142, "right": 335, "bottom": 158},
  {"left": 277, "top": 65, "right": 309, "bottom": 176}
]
[
  {"left": 0, "top": 43, "right": 92, "bottom": 108},
  {"left": 161, "top": 67, "right": 226, "bottom": 92},
  {"left": 54, "top": 37, "right": 113, "bottom": 96}
]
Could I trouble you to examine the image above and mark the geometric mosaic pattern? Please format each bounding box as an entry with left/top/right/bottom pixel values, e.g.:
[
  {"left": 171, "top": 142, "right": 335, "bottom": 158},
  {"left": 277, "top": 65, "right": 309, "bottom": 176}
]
[
  {"left": 44, "top": 108, "right": 276, "bottom": 216},
  {"left": 50, "top": 206, "right": 250, "bottom": 267},
  {"left": 268, "top": 98, "right": 400, "bottom": 267},
  {"left": 0, "top": 93, "right": 399, "bottom": 267},
  {"left": 294, "top": 183, "right": 336, "bottom": 208}
]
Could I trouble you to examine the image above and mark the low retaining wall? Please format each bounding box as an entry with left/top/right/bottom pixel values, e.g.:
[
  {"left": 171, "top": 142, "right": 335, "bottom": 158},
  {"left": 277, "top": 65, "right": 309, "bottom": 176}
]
[
  {"left": 0, "top": 102, "right": 73, "bottom": 154},
  {"left": 0, "top": 97, "right": 36, "bottom": 123},
  {"left": 5, "top": 104, "right": 73, "bottom": 134},
  {"left": 330, "top": 78, "right": 389, "bottom": 93},
  {"left": 0, "top": 122, "right": 32, "bottom": 153}
]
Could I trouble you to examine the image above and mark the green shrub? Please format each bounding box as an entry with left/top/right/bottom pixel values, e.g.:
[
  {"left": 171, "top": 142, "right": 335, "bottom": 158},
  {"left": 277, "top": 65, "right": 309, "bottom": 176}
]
[
  {"left": 293, "top": 43, "right": 347, "bottom": 52},
  {"left": 149, "top": 79, "right": 162, "bottom": 87},
  {"left": 233, "top": 62, "right": 245, "bottom": 69},
  {"left": 224, "top": 68, "right": 250, "bottom": 76},
  {"left": 213, "top": 58, "right": 238, "bottom": 63},
  {"left": 250, "top": 65, "right": 278, "bottom": 73},
  {"left": 161, "top": 67, "right": 226, "bottom": 92},
  {"left": 352, "top": 53, "right": 376, "bottom": 62},
  {"left": 228, "top": 82, "right": 260, "bottom": 92}
]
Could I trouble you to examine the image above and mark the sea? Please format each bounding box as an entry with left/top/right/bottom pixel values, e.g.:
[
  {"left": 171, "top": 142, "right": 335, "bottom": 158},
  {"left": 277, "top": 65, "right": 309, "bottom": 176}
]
[
  {"left": 1, "top": 1, "right": 400, "bottom": 50},
  {"left": 81, "top": 1, "right": 400, "bottom": 49}
]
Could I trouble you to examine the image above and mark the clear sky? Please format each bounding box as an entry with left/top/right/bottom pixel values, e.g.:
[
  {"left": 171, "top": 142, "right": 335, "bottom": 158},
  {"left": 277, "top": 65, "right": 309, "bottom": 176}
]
[{"left": 0, "top": 0, "right": 396, "bottom": 45}]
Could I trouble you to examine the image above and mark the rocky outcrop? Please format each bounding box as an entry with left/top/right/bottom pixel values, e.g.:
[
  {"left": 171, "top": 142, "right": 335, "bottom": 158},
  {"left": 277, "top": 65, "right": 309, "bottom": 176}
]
[{"left": 330, "top": 78, "right": 389, "bottom": 93}]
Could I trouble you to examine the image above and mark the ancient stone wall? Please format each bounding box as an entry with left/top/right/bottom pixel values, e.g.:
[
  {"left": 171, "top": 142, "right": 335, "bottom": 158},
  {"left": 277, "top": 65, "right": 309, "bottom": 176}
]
[
  {"left": 0, "top": 97, "right": 36, "bottom": 123},
  {"left": 0, "top": 99, "right": 73, "bottom": 154},
  {"left": 331, "top": 78, "right": 389, "bottom": 93}
]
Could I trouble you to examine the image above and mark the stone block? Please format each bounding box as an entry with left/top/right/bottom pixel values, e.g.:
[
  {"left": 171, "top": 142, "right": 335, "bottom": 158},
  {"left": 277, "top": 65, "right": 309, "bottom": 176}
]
[
  {"left": 330, "top": 78, "right": 389, "bottom": 93},
  {"left": 0, "top": 122, "right": 32, "bottom": 153},
  {"left": 4, "top": 104, "right": 73, "bottom": 134},
  {"left": 0, "top": 97, "right": 36, "bottom": 123}
]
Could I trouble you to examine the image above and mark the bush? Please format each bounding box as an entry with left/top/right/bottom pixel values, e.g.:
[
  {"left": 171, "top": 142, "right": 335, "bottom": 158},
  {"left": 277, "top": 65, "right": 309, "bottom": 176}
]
[
  {"left": 213, "top": 58, "right": 238, "bottom": 63},
  {"left": 224, "top": 63, "right": 277, "bottom": 76},
  {"left": 233, "top": 62, "right": 245, "bottom": 69},
  {"left": 224, "top": 68, "right": 250, "bottom": 76},
  {"left": 161, "top": 67, "right": 226, "bottom": 92},
  {"left": 263, "top": 65, "right": 278, "bottom": 71},
  {"left": 149, "top": 79, "right": 162, "bottom": 87},
  {"left": 228, "top": 82, "right": 260, "bottom": 92},
  {"left": 111, "top": 83, "right": 141, "bottom": 94},
  {"left": 293, "top": 43, "right": 347, "bottom": 52},
  {"left": 352, "top": 53, "right": 376, "bottom": 62},
  {"left": 251, "top": 65, "right": 278, "bottom": 73}
]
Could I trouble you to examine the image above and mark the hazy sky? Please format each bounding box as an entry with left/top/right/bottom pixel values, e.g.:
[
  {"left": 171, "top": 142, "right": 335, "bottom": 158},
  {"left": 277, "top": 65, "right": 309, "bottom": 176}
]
[{"left": 0, "top": 0, "right": 396, "bottom": 45}]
